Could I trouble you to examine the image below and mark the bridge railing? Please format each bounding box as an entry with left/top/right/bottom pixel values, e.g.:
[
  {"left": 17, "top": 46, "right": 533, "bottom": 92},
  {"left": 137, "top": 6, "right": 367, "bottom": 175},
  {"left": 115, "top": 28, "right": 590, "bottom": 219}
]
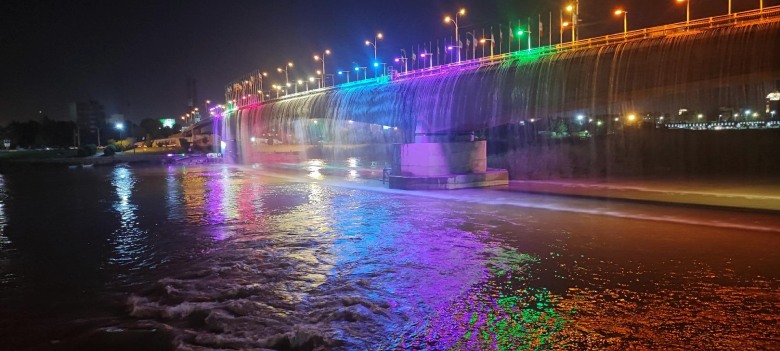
[{"left": 231, "top": 5, "right": 780, "bottom": 105}]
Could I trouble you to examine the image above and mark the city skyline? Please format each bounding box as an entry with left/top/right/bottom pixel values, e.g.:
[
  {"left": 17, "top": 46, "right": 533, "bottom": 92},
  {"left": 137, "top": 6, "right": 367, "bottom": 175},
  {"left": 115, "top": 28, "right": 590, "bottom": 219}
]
[{"left": 1, "top": 0, "right": 776, "bottom": 124}]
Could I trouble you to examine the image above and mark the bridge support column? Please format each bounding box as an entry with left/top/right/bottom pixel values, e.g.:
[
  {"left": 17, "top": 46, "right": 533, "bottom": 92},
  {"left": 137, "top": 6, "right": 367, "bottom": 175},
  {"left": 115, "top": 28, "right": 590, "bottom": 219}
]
[{"left": 389, "top": 131, "right": 508, "bottom": 190}]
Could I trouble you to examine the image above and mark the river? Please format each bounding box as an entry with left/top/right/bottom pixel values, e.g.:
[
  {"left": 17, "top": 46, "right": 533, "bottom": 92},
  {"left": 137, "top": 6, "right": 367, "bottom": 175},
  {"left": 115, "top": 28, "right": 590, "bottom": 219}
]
[{"left": 0, "top": 163, "right": 778, "bottom": 350}]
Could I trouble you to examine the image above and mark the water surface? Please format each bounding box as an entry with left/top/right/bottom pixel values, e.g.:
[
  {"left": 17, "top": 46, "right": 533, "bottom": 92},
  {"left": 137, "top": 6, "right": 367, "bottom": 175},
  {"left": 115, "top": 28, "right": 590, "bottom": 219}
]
[{"left": 0, "top": 164, "right": 778, "bottom": 350}]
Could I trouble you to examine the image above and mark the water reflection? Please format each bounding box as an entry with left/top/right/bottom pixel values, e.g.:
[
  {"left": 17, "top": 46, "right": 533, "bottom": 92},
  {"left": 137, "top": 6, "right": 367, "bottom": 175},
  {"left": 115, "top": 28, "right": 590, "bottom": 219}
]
[{"left": 107, "top": 165, "right": 151, "bottom": 270}]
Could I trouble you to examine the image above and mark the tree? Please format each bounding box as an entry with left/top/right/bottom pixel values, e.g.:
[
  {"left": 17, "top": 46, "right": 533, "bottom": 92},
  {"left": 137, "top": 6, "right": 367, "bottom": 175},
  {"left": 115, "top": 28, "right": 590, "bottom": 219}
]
[{"left": 139, "top": 118, "right": 163, "bottom": 141}]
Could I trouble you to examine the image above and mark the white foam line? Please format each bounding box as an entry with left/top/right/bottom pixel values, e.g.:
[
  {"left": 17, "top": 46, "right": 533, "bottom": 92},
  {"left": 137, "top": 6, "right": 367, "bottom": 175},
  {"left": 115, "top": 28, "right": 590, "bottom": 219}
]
[
  {"left": 514, "top": 180, "right": 780, "bottom": 201},
  {"left": 229, "top": 165, "right": 780, "bottom": 234}
]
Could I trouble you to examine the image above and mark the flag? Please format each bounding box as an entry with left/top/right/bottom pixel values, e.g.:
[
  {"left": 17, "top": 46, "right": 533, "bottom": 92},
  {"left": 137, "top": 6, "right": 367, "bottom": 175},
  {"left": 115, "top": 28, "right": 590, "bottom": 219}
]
[
  {"left": 412, "top": 53, "right": 417, "bottom": 61},
  {"left": 499, "top": 24, "right": 503, "bottom": 41},
  {"left": 539, "top": 16, "right": 543, "bottom": 35},
  {"left": 509, "top": 21, "right": 514, "bottom": 38}
]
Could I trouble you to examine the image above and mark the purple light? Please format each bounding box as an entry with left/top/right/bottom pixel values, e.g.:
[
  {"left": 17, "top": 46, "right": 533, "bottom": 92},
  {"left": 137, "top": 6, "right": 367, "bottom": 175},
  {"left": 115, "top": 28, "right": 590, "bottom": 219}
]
[
  {"left": 420, "top": 53, "right": 426, "bottom": 58},
  {"left": 394, "top": 58, "right": 400, "bottom": 62}
]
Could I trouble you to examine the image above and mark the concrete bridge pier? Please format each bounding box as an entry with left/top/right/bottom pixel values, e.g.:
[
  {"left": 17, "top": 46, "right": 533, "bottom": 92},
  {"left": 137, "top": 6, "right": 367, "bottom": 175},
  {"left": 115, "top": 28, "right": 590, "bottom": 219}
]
[{"left": 389, "top": 124, "right": 508, "bottom": 190}]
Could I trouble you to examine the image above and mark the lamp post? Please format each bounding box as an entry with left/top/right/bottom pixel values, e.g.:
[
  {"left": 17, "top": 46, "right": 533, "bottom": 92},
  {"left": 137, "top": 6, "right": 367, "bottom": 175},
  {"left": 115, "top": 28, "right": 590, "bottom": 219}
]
[
  {"left": 365, "top": 33, "right": 383, "bottom": 61},
  {"left": 444, "top": 8, "right": 466, "bottom": 63},
  {"left": 354, "top": 66, "right": 367, "bottom": 80},
  {"left": 115, "top": 122, "right": 124, "bottom": 147},
  {"left": 276, "top": 62, "right": 293, "bottom": 86},
  {"left": 676, "top": 0, "right": 690, "bottom": 25},
  {"left": 614, "top": 9, "right": 628, "bottom": 36},
  {"left": 419, "top": 53, "right": 433, "bottom": 68},
  {"left": 313, "top": 50, "right": 330, "bottom": 87},
  {"left": 394, "top": 57, "right": 408, "bottom": 73},
  {"left": 338, "top": 70, "right": 351, "bottom": 83},
  {"left": 566, "top": 4, "right": 575, "bottom": 42},
  {"left": 373, "top": 62, "right": 388, "bottom": 75},
  {"left": 517, "top": 28, "right": 531, "bottom": 51},
  {"left": 479, "top": 38, "right": 495, "bottom": 57}
]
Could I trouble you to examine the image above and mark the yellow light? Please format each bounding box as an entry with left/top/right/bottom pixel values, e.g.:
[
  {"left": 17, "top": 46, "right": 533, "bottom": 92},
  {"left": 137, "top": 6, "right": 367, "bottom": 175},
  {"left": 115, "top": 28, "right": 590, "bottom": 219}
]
[
  {"left": 325, "top": 49, "right": 331, "bottom": 54},
  {"left": 479, "top": 39, "right": 486, "bottom": 43},
  {"left": 365, "top": 40, "right": 371, "bottom": 45},
  {"left": 288, "top": 62, "right": 293, "bottom": 67},
  {"left": 376, "top": 33, "right": 383, "bottom": 39},
  {"left": 566, "top": 5, "right": 574, "bottom": 12},
  {"left": 459, "top": 8, "right": 465, "bottom": 15},
  {"left": 628, "top": 114, "right": 636, "bottom": 121},
  {"left": 444, "top": 16, "right": 451, "bottom": 23},
  {"left": 314, "top": 55, "right": 320, "bottom": 60},
  {"left": 562, "top": 21, "right": 570, "bottom": 27},
  {"left": 615, "top": 9, "right": 624, "bottom": 15}
]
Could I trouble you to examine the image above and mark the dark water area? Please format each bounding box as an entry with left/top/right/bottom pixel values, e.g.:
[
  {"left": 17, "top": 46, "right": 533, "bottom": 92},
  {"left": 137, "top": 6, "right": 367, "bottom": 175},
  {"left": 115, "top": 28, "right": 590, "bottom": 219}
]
[{"left": 0, "top": 164, "right": 778, "bottom": 350}]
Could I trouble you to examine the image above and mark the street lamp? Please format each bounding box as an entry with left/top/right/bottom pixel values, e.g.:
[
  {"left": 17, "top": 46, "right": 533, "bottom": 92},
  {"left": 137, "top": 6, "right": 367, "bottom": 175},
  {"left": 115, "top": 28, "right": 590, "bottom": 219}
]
[
  {"left": 115, "top": 122, "right": 124, "bottom": 143},
  {"left": 373, "top": 61, "right": 388, "bottom": 75},
  {"left": 614, "top": 9, "right": 628, "bottom": 36},
  {"left": 313, "top": 50, "right": 330, "bottom": 87},
  {"left": 276, "top": 62, "right": 293, "bottom": 86},
  {"left": 365, "top": 33, "right": 383, "bottom": 61},
  {"left": 419, "top": 53, "right": 433, "bottom": 68},
  {"left": 479, "top": 38, "right": 495, "bottom": 57},
  {"left": 338, "top": 70, "right": 351, "bottom": 83},
  {"left": 676, "top": 0, "right": 690, "bottom": 25},
  {"left": 566, "top": 4, "right": 576, "bottom": 42},
  {"left": 354, "top": 66, "right": 367, "bottom": 80},
  {"left": 516, "top": 28, "right": 531, "bottom": 51},
  {"left": 444, "top": 8, "right": 466, "bottom": 63}
]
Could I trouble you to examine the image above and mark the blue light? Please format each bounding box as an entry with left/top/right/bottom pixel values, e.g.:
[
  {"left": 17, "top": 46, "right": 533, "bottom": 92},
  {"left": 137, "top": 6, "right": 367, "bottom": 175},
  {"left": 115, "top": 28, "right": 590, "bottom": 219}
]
[
  {"left": 338, "top": 71, "right": 343, "bottom": 75},
  {"left": 354, "top": 67, "right": 360, "bottom": 71},
  {"left": 373, "top": 62, "right": 379, "bottom": 67}
]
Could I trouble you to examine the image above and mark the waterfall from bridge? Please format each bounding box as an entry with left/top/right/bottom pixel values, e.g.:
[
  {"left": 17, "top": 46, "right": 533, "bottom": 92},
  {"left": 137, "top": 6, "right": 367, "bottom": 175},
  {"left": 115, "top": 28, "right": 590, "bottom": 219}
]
[{"left": 223, "top": 21, "right": 780, "bottom": 175}]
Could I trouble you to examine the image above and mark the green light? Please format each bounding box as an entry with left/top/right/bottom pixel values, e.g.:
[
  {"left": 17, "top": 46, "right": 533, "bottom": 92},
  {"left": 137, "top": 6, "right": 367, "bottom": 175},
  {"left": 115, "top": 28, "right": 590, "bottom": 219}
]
[{"left": 517, "top": 30, "right": 524, "bottom": 36}]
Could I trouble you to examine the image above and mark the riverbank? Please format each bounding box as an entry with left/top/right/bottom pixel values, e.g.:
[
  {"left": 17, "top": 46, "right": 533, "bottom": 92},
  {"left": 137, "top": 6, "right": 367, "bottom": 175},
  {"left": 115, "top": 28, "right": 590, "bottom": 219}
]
[{"left": 509, "top": 178, "right": 780, "bottom": 213}]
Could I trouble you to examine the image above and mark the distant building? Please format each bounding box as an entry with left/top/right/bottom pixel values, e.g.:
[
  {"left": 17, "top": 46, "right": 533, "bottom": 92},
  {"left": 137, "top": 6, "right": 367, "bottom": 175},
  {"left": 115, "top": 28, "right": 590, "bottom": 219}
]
[{"left": 69, "top": 100, "right": 106, "bottom": 145}]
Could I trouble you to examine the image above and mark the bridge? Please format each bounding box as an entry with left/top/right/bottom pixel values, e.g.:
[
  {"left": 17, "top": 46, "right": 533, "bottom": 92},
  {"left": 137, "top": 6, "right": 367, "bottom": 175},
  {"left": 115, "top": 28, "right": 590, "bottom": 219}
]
[{"left": 213, "top": 7, "right": 780, "bottom": 189}]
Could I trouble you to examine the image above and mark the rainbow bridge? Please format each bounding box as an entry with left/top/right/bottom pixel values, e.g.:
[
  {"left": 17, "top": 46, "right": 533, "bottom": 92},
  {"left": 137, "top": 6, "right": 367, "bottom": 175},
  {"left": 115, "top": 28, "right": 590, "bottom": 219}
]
[{"left": 216, "top": 7, "right": 780, "bottom": 189}]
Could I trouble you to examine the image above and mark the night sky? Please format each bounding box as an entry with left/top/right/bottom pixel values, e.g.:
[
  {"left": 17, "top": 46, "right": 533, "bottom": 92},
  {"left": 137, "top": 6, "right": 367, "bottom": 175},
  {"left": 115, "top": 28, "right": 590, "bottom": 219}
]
[{"left": 1, "top": 0, "right": 776, "bottom": 124}]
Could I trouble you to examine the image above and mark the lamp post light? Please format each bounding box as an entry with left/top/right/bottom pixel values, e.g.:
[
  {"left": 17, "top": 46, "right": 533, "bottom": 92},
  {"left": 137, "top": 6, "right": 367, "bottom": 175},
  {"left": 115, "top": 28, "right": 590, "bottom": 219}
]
[
  {"left": 676, "top": 0, "right": 690, "bottom": 25},
  {"left": 373, "top": 61, "right": 388, "bottom": 75},
  {"left": 354, "top": 66, "right": 367, "bottom": 80},
  {"left": 566, "top": 4, "right": 576, "bottom": 42},
  {"left": 479, "top": 38, "right": 495, "bottom": 57},
  {"left": 276, "top": 62, "right": 293, "bottom": 86},
  {"left": 419, "top": 53, "right": 433, "bottom": 68},
  {"left": 394, "top": 57, "right": 408, "bottom": 73},
  {"left": 365, "top": 33, "right": 383, "bottom": 61},
  {"left": 313, "top": 50, "right": 330, "bottom": 87},
  {"left": 561, "top": 21, "right": 570, "bottom": 43},
  {"left": 115, "top": 122, "right": 125, "bottom": 144},
  {"left": 444, "top": 8, "right": 466, "bottom": 62},
  {"left": 614, "top": 9, "right": 628, "bottom": 36},
  {"left": 338, "top": 70, "right": 351, "bottom": 83},
  {"left": 517, "top": 28, "right": 531, "bottom": 51}
]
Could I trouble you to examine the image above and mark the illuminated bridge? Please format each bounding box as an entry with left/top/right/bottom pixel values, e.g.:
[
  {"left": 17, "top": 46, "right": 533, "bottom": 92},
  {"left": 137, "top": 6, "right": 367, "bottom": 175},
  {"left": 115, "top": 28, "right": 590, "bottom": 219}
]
[{"left": 214, "top": 7, "right": 780, "bottom": 188}]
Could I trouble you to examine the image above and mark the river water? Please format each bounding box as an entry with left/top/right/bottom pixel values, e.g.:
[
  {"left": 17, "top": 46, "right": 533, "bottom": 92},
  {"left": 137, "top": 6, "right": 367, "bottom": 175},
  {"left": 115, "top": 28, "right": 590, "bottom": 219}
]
[{"left": 0, "top": 163, "right": 778, "bottom": 350}]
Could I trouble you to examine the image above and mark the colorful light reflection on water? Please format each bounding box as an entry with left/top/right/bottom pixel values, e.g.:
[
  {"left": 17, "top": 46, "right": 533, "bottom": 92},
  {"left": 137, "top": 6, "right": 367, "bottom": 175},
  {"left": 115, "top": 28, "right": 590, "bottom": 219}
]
[{"left": 0, "top": 164, "right": 778, "bottom": 350}]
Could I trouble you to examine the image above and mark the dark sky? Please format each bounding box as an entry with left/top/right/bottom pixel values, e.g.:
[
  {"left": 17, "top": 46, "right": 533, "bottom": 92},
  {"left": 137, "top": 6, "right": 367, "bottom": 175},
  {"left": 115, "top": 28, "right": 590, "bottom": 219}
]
[{"left": 1, "top": 0, "right": 776, "bottom": 124}]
